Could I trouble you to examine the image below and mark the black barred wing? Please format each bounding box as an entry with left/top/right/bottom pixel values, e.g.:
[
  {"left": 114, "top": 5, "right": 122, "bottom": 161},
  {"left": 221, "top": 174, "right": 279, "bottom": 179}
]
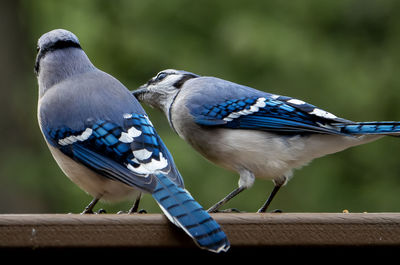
[
  {"left": 45, "top": 113, "right": 183, "bottom": 192},
  {"left": 192, "top": 95, "right": 351, "bottom": 135}
]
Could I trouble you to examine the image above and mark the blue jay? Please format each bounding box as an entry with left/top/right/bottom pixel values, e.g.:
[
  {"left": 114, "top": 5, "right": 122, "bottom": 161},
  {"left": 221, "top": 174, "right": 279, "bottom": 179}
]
[
  {"left": 35, "top": 30, "right": 229, "bottom": 252},
  {"left": 133, "top": 69, "right": 400, "bottom": 213}
]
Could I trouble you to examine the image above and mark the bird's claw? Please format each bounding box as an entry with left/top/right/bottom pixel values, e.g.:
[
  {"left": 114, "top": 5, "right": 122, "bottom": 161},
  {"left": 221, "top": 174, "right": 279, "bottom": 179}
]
[
  {"left": 117, "top": 209, "right": 147, "bottom": 214},
  {"left": 211, "top": 208, "right": 244, "bottom": 213}
]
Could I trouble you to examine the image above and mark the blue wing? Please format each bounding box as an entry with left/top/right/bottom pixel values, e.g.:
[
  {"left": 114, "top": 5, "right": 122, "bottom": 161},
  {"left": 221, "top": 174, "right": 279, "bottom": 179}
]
[
  {"left": 44, "top": 113, "right": 183, "bottom": 193},
  {"left": 185, "top": 77, "right": 400, "bottom": 137},
  {"left": 192, "top": 94, "right": 353, "bottom": 136},
  {"left": 44, "top": 113, "right": 230, "bottom": 252}
]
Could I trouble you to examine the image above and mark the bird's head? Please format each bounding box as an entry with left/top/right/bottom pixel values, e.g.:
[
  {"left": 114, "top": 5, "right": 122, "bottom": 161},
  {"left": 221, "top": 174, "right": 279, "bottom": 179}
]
[
  {"left": 133, "top": 69, "right": 199, "bottom": 114},
  {"left": 35, "top": 29, "right": 81, "bottom": 76}
]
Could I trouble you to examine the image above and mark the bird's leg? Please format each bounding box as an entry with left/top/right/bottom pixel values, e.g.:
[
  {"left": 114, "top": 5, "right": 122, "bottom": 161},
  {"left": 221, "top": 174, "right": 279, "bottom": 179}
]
[
  {"left": 207, "top": 186, "right": 246, "bottom": 213},
  {"left": 128, "top": 197, "right": 140, "bottom": 214},
  {"left": 128, "top": 193, "right": 146, "bottom": 214},
  {"left": 81, "top": 197, "right": 100, "bottom": 214},
  {"left": 208, "top": 169, "right": 254, "bottom": 213},
  {"left": 257, "top": 183, "right": 283, "bottom": 213}
]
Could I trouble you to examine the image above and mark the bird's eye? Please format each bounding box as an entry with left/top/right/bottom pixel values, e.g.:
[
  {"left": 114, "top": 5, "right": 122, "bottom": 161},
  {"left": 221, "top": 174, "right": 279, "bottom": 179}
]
[
  {"left": 155, "top": 72, "right": 168, "bottom": 81},
  {"left": 36, "top": 46, "right": 40, "bottom": 52}
]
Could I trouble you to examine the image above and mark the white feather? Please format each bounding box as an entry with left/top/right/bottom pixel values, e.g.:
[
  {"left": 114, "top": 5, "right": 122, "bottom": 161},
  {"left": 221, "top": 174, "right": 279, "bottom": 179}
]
[
  {"left": 143, "top": 153, "right": 168, "bottom": 171},
  {"left": 310, "top": 108, "right": 337, "bottom": 119},
  {"left": 255, "top": 97, "right": 266, "bottom": 108},
  {"left": 144, "top": 115, "right": 154, "bottom": 127},
  {"left": 222, "top": 97, "right": 266, "bottom": 122},
  {"left": 127, "top": 163, "right": 151, "bottom": 175},
  {"left": 127, "top": 126, "right": 142, "bottom": 137},
  {"left": 127, "top": 153, "right": 169, "bottom": 176},
  {"left": 123, "top": 113, "right": 133, "bottom": 119},
  {"left": 287, "top": 99, "right": 306, "bottom": 105},
  {"left": 58, "top": 128, "right": 93, "bottom": 146},
  {"left": 238, "top": 109, "right": 253, "bottom": 115},
  {"left": 249, "top": 105, "right": 259, "bottom": 112},
  {"left": 119, "top": 132, "right": 133, "bottom": 143},
  {"left": 75, "top": 128, "right": 93, "bottom": 141},
  {"left": 227, "top": 113, "right": 240, "bottom": 119},
  {"left": 132, "top": 149, "right": 153, "bottom": 160},
  {"left": 118, "top": 127, "right": 142, "bottom": 143}
]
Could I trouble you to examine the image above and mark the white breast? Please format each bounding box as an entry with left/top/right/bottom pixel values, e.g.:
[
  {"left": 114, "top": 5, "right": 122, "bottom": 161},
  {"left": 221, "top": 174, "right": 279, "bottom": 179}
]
[
  {"left": 170, "top": 93, "right": 382, "bottom": 185},
  {"left": 173, "top": 114, "right": 381, "bottom": 182}
]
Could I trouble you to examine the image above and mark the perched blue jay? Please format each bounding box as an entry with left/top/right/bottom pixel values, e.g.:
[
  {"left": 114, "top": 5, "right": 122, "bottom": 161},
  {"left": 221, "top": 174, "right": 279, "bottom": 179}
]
[
  {"left": 35, "top": 30, "right": 229, "bottom": 252},
  {"left": 133, "top": 69, "right": 400, "bottom": 213}
]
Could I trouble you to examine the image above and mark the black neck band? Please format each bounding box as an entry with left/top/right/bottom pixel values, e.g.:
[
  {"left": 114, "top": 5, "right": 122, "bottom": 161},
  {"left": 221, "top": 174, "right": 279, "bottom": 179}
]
[
  {"left": 173, "top": 74, "right": 198, "bottom": 88},
  {"left": 35, "top": 40, "right": 82, "bottom": 75}
]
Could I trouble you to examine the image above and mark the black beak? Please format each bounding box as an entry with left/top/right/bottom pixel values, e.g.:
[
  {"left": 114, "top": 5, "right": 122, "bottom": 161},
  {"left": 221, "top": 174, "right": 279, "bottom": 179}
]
[{"left": 132, "top": 85, "right": 149, "bottom": 99}]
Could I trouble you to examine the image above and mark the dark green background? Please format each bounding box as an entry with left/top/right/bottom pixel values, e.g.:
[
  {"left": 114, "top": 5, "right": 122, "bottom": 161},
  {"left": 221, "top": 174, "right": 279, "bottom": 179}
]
[{"left": 1, "top": 0, "right": 400, "bottom": 213}]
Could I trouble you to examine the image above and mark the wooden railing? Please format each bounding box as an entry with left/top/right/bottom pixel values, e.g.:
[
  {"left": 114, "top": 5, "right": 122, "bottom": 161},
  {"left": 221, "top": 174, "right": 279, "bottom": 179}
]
[{"left": 1, "top": 213, "right": 399, "bottom": 249}]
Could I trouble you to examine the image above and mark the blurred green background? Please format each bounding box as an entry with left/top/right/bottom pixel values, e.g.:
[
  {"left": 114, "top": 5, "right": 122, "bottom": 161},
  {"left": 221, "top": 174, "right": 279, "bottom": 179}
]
[{"left": 1, "top": 0, "right": 400, "bottom": 214}]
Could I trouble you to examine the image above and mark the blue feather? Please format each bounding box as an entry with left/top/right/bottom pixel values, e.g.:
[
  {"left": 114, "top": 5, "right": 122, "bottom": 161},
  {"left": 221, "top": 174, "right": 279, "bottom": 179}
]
[
  {"left": 340, "top": 122, "right": 400, "bottom": 136},
  {"left": 70, "top": 143, "right": 158, "bottom": 192},
  {"left": 152, "top": 174, "right": 230, "bottom": 252},
  {"left": 45, "top": 113, "right": 180, "bottom": 191},
  {"left": 45, "top": 112, "right": 230, "bottom": 252},
  {"left": 193, "top": 96, "right": 347, "bottom": 135},
  {"left": 193, "top": 93, "right": 400, "bottom": 137}
]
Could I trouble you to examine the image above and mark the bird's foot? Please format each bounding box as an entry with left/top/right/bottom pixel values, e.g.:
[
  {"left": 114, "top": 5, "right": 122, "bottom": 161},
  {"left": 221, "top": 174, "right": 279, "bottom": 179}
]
[
  {"left": 81, "top": 208, "right": 106, "bottom": 214},
  {"left": 117, "top": 209, "right": 147, "bottom": 214},
  {"left": 257, "top": 208, "right": 283, "bottom": 213},
  {"left": 212, "top": 208, "right": 244, "bottom": 213},
  {"left": 96, "top": 208, "right": 106, "bottom": 214},
  {"left": 81, "top": 208, "right": 94, "bottom": 214}
]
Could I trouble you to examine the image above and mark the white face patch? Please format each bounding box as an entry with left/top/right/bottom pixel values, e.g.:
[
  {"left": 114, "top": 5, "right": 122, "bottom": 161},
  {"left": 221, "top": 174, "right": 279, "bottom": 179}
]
[
  {"left": 223, "top": 97, "right": 266, "bottom": 122},
  {"left": 150, "top": 72, "right": 182, "bottom": 91},
  {"left": 58, "top": 128, "right": 93, "bottom": 146},
  {"left": 309, "top": 108, "right": 337, "bottom": 120}
]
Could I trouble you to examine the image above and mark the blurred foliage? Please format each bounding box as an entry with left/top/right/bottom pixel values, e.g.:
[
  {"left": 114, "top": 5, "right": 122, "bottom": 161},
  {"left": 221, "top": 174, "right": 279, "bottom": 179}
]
[{"left": 1, "top": 0, "right": 400, "bottom": 213}]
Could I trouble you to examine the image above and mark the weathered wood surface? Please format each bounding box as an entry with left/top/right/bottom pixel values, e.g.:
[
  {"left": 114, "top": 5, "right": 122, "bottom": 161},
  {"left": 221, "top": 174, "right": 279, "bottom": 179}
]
[{"left": 0, "top": 213, "right": 399, "bottom": 248}]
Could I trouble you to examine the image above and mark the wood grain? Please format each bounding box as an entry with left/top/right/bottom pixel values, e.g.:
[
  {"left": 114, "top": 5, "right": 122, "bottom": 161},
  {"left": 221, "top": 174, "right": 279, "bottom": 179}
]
[{"left": 0, "top": 213, "right": 399, "bottom": 248}]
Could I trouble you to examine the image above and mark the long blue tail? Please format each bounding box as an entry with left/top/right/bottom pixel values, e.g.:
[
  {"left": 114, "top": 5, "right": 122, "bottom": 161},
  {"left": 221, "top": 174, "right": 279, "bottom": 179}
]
[
  {"left": 339, "top": 121, "right": 400, "bottom": 136},
  {"left": 152, "top": 174, "right": 230, "bottom": 253}
]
